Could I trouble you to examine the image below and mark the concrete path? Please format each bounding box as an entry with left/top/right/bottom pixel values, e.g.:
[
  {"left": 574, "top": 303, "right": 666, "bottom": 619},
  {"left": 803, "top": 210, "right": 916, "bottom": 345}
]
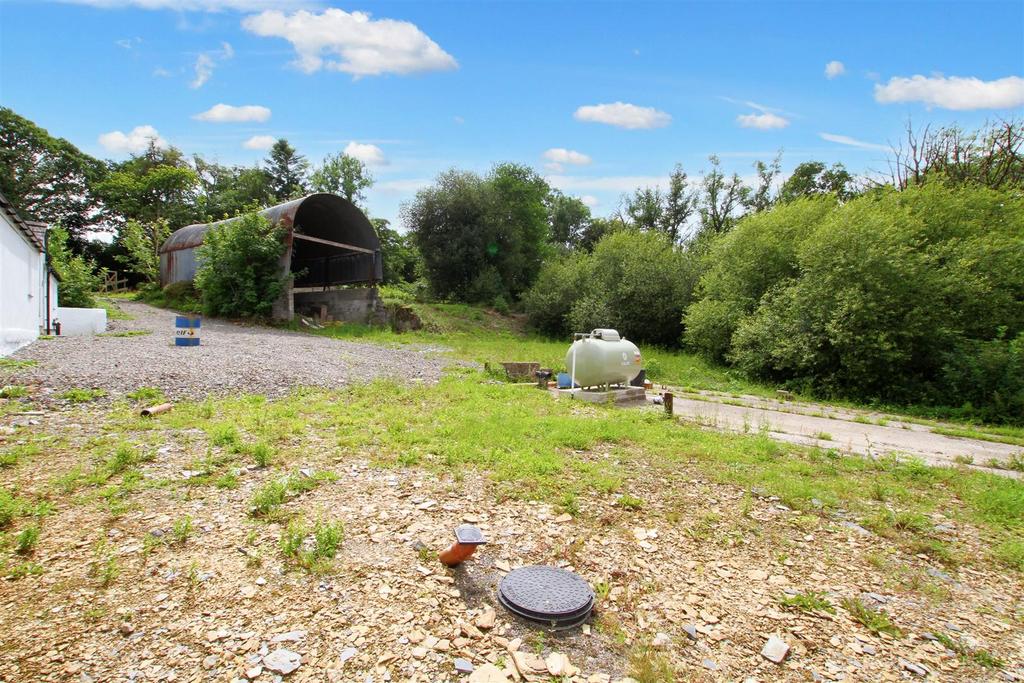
[{"left": 662, "top": 390, "right": 1021, "bottom": 477}]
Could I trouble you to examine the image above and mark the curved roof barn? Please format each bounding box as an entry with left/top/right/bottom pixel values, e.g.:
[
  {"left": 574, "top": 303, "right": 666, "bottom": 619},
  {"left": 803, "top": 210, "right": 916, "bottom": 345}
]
[{"left": 159, "top": 193, "right": 382, "bottom": 289}]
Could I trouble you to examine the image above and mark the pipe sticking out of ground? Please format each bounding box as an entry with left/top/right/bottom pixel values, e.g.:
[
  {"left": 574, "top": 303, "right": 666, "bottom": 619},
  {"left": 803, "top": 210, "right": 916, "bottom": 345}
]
[{"left": 439, "top": 525, "right": 487, "bottom": 567}]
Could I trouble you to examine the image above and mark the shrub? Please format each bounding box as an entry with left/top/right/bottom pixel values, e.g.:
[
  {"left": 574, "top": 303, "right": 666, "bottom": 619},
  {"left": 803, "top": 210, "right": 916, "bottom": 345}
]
[
  {"left": 521, "top": 253, "right": 588, "bottom": 337},
  {"left": 48, "top": 225, "right": 101, "bottom": 308},
  {"left": 194, "top": 211, "right": 288, "bottom": 318}
]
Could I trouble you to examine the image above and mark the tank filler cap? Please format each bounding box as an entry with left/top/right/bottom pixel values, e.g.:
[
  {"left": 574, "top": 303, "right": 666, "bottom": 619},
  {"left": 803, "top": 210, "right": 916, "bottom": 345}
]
[{"left": 591, "top": 329, "right": 620, "bottom": 341}]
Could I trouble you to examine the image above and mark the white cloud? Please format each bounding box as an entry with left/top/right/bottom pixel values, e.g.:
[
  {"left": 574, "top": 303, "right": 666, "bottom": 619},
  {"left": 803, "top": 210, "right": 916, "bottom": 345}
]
[
  {"left": 825, "top": 61, "right": 845, "bottom": 79},
  {"left": 736, "top": 112, "right": 789, "bottom": 129},
  {"left": 58, "top": 0, "right": 313, "bottom": 10},
  {"left": 874, "top": 74, "right": 1024, "bottom": 110},
  {"left": 242, "top": 9, "right": 458, "bottom": 78},
  {"left": 580, "top": 195, "right": 599, "bottom": 207},
  {"left": 116, "top": 36, "right": 141, "bottom": 50},
  {"left": 98, "top": 125, "right": 167, "bottom": 154},
  {"left": 243, "top": 135, "right": 276, "bottom": 150},
  {"left": 573, "top": 102, "right": 671, "bottom": 130},
  {"left": 194, "top": 103, "right": 272, "bottom": 123},
  {"left": 344, "top": 141, "right": 386, "bottom": 165},
  {"left": 152, "top": 66, "right": 173, "bottom": 77},
  {"left": 542, "top": 148, "right": 591, "bottom": 166},
  {"left": 819, "top": 132, "right": 889, "bottom": 152},
  {"left": 190, "top": 42, "right": 233, "bottom": 89}
]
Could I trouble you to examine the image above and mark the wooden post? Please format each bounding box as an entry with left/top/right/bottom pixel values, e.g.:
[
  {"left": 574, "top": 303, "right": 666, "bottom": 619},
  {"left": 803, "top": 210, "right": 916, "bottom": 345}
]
[{"left": 663, "top": 391, "right": 674, "bottom": 416}]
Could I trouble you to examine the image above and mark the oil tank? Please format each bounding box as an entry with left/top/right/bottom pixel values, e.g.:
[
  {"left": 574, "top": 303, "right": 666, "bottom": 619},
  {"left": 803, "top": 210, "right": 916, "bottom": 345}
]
[{"left": 565, "top": 329, "right": 642, "bottom": 388}]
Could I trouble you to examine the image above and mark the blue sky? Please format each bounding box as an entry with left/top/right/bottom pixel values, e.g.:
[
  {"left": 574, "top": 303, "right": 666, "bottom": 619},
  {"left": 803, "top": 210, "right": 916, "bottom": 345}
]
[{"left": 1, "top": 0, "right": 1022, "bottom": 229}]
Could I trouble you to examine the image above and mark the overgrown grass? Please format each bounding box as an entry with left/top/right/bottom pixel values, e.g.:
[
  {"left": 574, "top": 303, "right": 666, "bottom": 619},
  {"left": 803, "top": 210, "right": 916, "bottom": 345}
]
[
  {"left": 60, "top": 388, "right": 106, "bottom": 403},
  {"left": 96, "top": 299, "right": 134, "bottom": 321}
]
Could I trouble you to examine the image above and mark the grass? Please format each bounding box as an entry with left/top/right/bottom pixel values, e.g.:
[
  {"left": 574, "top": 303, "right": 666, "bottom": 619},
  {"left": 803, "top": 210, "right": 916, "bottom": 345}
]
[
  {"left": 279, "top": 517, "right": 344, "bottom": 572},
  {"left": 994, "top": 540, "right": 1024, "bottom": 570},
  {"left": 60, "top": 388, "right": 106, "bottom": 403},
  {"left": 932, "top": 425, "right": 1024, "bottom": 448},
  {"left": 96, "top": 298, "right": 134, "bottom": 321},
  {"left": 0, "top": 359, "right": 37, "bottom": 371},
  {"left": 779, "top": 591, "right": 835, "bottom": 614},
  {"left": 15, "top": 525, "right": 39, "bottom": 554},
  {"left": 127, "top": 386, "right": 165, "bottom": 403},
  {"left": 934, "top": 632, "right": 1004, "bottom": 668},
  {"left": 98, "top": 330, "right": 151, "bottom": 338},
  {"left": 0, "top": 385, "right": 29, "bottom": 399},
  {"left": 628, "top": 645, "right": 676, "bottom": 682},
  {"left": 841, "top": 597, "right": 902, "bottom": 637},
  {"left": 172, "top": 515, "right": 193, "bottom": 544}
]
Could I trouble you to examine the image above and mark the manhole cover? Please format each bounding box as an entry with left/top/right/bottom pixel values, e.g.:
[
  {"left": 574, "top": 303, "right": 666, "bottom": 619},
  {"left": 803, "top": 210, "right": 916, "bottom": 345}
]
[{"left": 497, "top": 565, "right": 594, "bottom": 629}]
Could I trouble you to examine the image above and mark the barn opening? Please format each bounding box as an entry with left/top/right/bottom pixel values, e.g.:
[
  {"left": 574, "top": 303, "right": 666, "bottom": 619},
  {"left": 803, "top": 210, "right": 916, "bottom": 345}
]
[{"left": 159, "top": 193, "right": 384, "bottom": 322}]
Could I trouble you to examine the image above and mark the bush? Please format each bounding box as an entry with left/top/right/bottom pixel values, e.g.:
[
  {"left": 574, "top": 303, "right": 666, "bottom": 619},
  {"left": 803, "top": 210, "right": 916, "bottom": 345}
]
[
  {"left": 523, "top": 229, "right": 695, "bottom": 346},
  {"left": 695, "top": 183, "right": 1024, "bottom": 421},
  {"left": 194, "top": 211, "right": 288, "bottom": 318},
  {"left": 48, "top": 225, "right": 100, "bottom": 308}
]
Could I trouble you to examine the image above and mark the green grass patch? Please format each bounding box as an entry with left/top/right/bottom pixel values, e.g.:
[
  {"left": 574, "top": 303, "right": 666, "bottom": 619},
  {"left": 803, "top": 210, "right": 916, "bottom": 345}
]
[
  {"left": 841, "top": 597, "right": 902, "bottom": 637},
  {"left": 126, "top": 386, "right": 165, "bottom": 403},
  {"left": 0, "top": 359, "right": 37, "bottom": 371},
  {"left": 98, "top": 330, "right": 151, "bottom": 338},
  {"left": 934, "top": 632, "right": 1004, "bottom": 668},
  {"left": 931, "top": 426, "right": 1024, "bottom": 448},
  {"left": 96, "top": 299, "right": 134, "bottom": 321},
  {"left": 60, "top": 388, "right": 106, "bottom": 403},
  {"left": 780, "top": 591, "right": 835, "bottom": 614},
  {"left": 279, "top": 517, "right": 344, "bottom": 572},
  {"left": 0, "top": 385, "right": 29, "bottom": 399}
]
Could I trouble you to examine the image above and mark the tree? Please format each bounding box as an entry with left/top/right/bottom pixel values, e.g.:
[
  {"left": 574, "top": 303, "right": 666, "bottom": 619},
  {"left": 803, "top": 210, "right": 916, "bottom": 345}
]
[
  {"left": 373, "top": 218, "right": 421, "bottom": 284},
  {"left": 0, "top": 107, "right": 106, "bottom": 244},
  {"left": 546, "top": 190, "right": 591, "bottom": 249},
  {"left": 660, "top": 164, "right": 696, "bottom": 243},
  {"left": 195, "top": 157, "right": 274, "bottom": 219},
  {"left": 748, "top": 153, "right": 782, "bottom": 213},
  {"left": 577, "top": 216, "right": 624, "bottom": 252},
  {"left": 265, "top": 139, "right": 308, "bottom": 201},
  {"left": 697, "top": 155, "right": 751, "bottom": 236},
  {"left": 404, "top": 164, "right": 551, "bottom": 304},
  {"left": 95, "top": 141, "right": 200, "bottom": 230},
  {"left": 621, "top": 187, "right": 664, "bottom": 231},
  {"left": 115, "top": 218, "right": 170, "bottom": 284},
  {"left": 310, "top": 153, "right": 373, "bottom": 206},
  {"left": 779, "top": 161, "right": 855, "bottom": 203}
]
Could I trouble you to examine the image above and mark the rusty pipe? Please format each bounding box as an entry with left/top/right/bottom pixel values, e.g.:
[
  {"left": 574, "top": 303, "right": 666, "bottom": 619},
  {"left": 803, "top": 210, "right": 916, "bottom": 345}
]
[
  {"left": 141, "top": 403, "right": 173, "bottom": 417},
  {"left": 439, "top": 525, "right": 487, "bottom": 567}
]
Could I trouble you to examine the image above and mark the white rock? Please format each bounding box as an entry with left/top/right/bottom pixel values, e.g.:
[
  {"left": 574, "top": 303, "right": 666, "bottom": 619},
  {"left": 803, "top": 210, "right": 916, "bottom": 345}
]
[{"left": 263, "top": 648, "right": 302, "bottom": 675}]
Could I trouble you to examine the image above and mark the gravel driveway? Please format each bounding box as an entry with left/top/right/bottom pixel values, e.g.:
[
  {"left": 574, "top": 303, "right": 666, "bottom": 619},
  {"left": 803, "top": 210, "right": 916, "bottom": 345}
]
[{"left": 7, "top": 300, "right": 450, "bottom": 399}]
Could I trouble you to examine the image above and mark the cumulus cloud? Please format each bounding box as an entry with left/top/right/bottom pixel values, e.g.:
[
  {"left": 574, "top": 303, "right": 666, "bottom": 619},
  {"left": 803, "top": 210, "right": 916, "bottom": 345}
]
[
  {"left": 542, "top": 148, "right": 592, "bottom": 166},
  {"left": 874, "top": 74, "right": 1024, "bottom": 110},
  {"left": 194, "top": 103, "right": 272, "bottom": 123},
  {"left": 190, "top": 42, "right": 233, "bottom": 89},
  {"left": 242, "top": 9, "right": 458, "bottom": 78},
  {"left": 737, "top": 112, "right": 789, "bottom": 129},
  {"left": 98, "top": 125, "right": 166, "bottom": 154},
  {"left": 580, "top": 195, "right": 599, "bottom": 207},
  {"left": 344, "top": 141, "right": 386, "bottom": 165},
  {"left": 57, "top": 0, "right": 313, "bottom": 10},
  {"left": 243, "top": 135, "right": 276, "bottom": 150},
  {"left": 819, "top": 132, "right": 889, "bottom": 152},
  {"left": 573, "top": 102, "right": 671, "bottom": 129},
  {"left": 825, "top": 61, "right": 845, "bottom": 79}
]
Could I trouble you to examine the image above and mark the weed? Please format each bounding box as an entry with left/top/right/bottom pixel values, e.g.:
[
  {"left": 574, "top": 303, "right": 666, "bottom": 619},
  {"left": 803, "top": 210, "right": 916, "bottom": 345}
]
[
  {"left": 60, "top": 388, "right": 106, "bottom": 403},
  {"left": 594, "top": 581, "right": 611, "bottom": 600},
  {"left": 250, "top": 480, "right": 287, "bottom": 517},
  {"left": 953, "top": 454, "right": 974, "bottom": 466},
  {"left": 780, "top": 591, "right": 835, "bottom": 614},
  {"left": 314, "top": 520, "right": 344, "bottom": 559},
  {"left": 0, "top": 359, "right": 37, "bottom": 370},
  {"left": 208, "top": 423, "right": 240, "bottom": 448},
  {"left": 617, "top": 494, "right": 644, "bottom": 510},
  {"left": 628, "top": 645, "right": 676, "bottom": 683},
  {"left": 248, "top": 442, "right": 273, "bottom": 468},
  {"left": 91, "top": 540, "right": 119, "bottom": 587},
  {"left": 558, "top": 492, "right": 579, "bottom": 517},
  {"left": 0, "top": 385, "right": 28, "bottom": 399},
  {"left": 127, "top": 386, "right": 164, "bottom": 403},
  {"left": 815, "top": 431, "right": 833, "bottom": 441},
  {"left": 172, "top": 515, "right": 193, "bottom": 545},
  {"left": 214, "top": 471, "right": 239, "bottom": 489},
  {"left": 7, "top": 561, "right": 43, "bottom": 579},
  {"left": 993, "top": 540, "right": 1024, "bottom": 571},
  {"left": 15, "top": 525, "right": 39, "bottom": 554},
  {"left": 417, "top": 546, "right": 437, "bottom": 563},
  {"left": 527, "top": 630, "right": 546, "bottom": 655},
  {"left": 98, "top": 330, "right": 151, "bottom": 338},
  {"left": 841, "top": 597, "right": 901, "bottom": 637},
  {"left": 934, "top": 632, "right": 1004, "bottom": 668},
  {"left": 279, "top": 517, "right": 344, "bottom": 572}
]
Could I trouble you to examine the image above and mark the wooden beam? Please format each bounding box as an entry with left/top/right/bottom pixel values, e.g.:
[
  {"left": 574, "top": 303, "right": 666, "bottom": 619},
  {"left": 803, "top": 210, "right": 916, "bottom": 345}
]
[{"left": 293, "top": 233, "right": 374, "bottom": 254}]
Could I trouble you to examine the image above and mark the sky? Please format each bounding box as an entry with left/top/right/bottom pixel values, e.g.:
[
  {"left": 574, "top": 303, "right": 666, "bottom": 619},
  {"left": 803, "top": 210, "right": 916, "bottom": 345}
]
[{"left": 1, "top": 0, "right": 1022, "bottom": 230}]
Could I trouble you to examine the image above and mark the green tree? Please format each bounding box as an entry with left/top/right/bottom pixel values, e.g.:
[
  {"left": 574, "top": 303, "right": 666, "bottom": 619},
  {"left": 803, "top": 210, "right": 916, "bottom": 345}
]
[
  {"left": 546, "top": 190, "right": 592, "bottom": 249},
  {"left": 115, "top": 218, "right": 170, "bottom": 284},
  {"left": 95, "top": 142, "right": 200, "bottom": 230},
  {"left": 405, "top": 164, "right": 551, "bottom": 304},
  {"left": 778, "top": 161, "right": 855, "bottom": 203},
  {"left": 660, "top": 164, "right": 696, "bottom": 243},
  {"left": 265, "top": 139, "right": 308, "bottom": 201},
  {"left": 195, "top": 157, "right": 274, "bottom": 219},
  {"left": 0, "top": 107, "right": 106, "bottom": 243},
  {"left": 748, "top": 153, "right": 782, "bottom": 213},
  {"left": 194, "top": 211, "right": 289, "bottom": 318},
  {"left": 310, "top": 153, "right": 373, "bottom": 206},
  {"left": 697, "top": 155, "right": 750, "bottom": 237},
  {"left": 47, "top": 225, "right": 100, "bottom": 308},
  {"left": 373, "top": 218, "right": 421, "bottom": 284},
  {"left": 622, "top": 186, "right": 664, "bottom": 232}
]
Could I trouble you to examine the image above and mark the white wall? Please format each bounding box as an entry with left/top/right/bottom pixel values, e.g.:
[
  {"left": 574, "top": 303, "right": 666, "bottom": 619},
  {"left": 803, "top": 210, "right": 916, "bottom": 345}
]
[
  {"left": 0, "top": 212, "right": 43, "bottom": 355},
  {"left": 54, "top": 307, "right": 106, "bottom": 336}
]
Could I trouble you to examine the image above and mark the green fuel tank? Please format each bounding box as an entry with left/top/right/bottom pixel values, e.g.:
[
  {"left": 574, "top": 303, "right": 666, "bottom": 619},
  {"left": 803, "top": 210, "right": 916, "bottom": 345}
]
[{"left": 565, "top": 329, "right": 642, "bottom": 388}]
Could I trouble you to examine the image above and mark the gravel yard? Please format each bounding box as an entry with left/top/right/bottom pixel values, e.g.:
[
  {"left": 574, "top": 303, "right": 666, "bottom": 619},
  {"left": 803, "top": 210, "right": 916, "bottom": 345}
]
[{"left": 8, "top": 300, "right": 450, "bottom": 399}]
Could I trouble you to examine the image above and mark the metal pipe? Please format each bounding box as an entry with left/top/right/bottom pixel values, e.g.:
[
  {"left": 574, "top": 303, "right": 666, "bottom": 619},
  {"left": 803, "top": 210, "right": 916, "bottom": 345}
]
[{"left": 141, "top": 403, "right": 173, "bottom": 417}]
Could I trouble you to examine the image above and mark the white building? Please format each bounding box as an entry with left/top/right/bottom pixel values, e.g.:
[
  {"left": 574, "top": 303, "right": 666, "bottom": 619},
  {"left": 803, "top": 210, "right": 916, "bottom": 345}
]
[{"left": 0, "top": 193, "right": 59, "bottom": 356}]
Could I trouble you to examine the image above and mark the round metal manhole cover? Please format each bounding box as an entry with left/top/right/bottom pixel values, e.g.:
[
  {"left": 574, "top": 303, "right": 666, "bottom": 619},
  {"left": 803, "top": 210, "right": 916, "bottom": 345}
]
[{"left": 497, "top": 565, "right": 594, "bottom": 629}]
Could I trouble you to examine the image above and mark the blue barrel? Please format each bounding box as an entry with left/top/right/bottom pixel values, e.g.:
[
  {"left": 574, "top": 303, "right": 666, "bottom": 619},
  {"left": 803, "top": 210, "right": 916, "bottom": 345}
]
[{"left": 174, "top": 315, "right": 201, "bottom": 347}]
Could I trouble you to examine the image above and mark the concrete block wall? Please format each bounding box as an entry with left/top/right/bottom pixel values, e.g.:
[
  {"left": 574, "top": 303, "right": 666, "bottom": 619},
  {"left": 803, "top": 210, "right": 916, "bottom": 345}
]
[{"left": 292, "top": 287, "right": 385, "bottom": 325}]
